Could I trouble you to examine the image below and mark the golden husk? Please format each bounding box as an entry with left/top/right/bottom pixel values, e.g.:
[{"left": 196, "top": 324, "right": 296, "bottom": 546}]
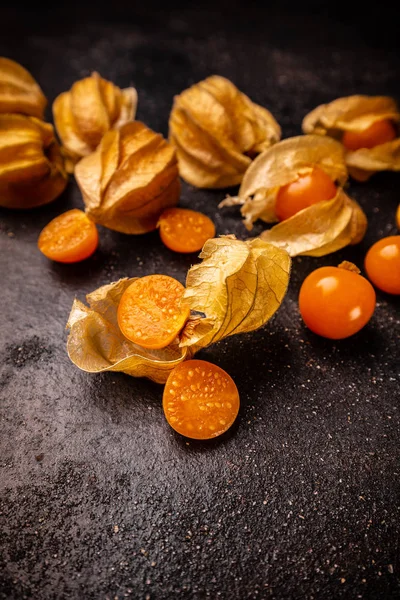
[
  {"left": 259, "top": 191, "right": 367, "bottom": 257},
  {"left": 67, "top": 279, "right": 189, "bottom": 384},
  {"left": 67, "top": 237, "right": 291, "bottom": 382},
  {"left": 346, "top": 139, "right": 400, "bottom": 180},
  {"left": 53, "top": 72, "right": 137, "bottom": 172},
  {"left": 75, "top": 121, "right": 180, "bottom": 234},
  {"left": 169, "top": 75, "right": 281, "bottom": 188},
  {"left": 220, "top": 135, "right": 347, "bottom": 226},
  {"left": 220, "top": 135, "right": 367, "bottom": 256},
  {"left": 302, "top": 95, "right": 400, "bottom": 180},
  {"left": 180, "top": 236, "right": 291, "bottom": 353},
  {"left": 0, "top": 114, "right": 67, "bottom": 209},
  {"left": 0, "top": 57, "right": 47, "bottom": 119}
]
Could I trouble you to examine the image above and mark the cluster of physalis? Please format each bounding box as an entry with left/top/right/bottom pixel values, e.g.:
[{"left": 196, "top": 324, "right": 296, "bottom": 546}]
[{"left": 1, "top": 57, "right": 399, "bottom": 440}]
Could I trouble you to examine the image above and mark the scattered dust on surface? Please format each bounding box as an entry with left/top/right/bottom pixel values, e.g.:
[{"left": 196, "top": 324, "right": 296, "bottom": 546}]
[{"left": 5, "top": 336, "right": 54, "bottom": 369}]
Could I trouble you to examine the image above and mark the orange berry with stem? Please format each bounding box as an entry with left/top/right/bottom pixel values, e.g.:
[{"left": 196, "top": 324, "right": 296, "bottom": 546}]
[
  {"left": 158, "top": 208, "right": 216, "bottom": 253},
  {"left": 38, "top": 209, "right": 98, "bottom": 263},
  {"left": 275, "top": 166, "right": 337, "bottom": 221},
  {"left": 117, "top": 275, "right": 190, "bottom": 349},
  {"left": 163, "top": 360, "right": 240, "bottom": 440},
  {"left": 342, "top": 119, "right": 396, "bottom": 151},
  {"left": 299, "top": 263, "right": 376, "bottom": 339},
  {"left": 365, "top": 236, "right": 400, "bottom": 295}
]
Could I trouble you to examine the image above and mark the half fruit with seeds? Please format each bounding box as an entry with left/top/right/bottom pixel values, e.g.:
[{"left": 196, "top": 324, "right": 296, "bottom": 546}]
[
  {"left": 163, "top": 359, "right": 240, "bottom": 439},
  {"left": 117, "top": 275, "right": 190, "bottom": 349}
]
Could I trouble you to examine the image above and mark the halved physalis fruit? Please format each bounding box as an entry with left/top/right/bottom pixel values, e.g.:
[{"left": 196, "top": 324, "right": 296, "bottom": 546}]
[
  {"left": 163, "top": 359, "right": 240, "bottom": 439},
  {"left": 158, "top": 208, "right": 216, "bottom": 253},
  {"left": 342, "top": 119, "right": 397, "bottom": 151},
  {"left": 117, "top": 275, "right": 190, "bottom": 349},
  {"left": 275, "top": 166, "right": 337, "bottom": 221},
  {"left": 38, "top": 209, "right": 99, "bottom": 263}
]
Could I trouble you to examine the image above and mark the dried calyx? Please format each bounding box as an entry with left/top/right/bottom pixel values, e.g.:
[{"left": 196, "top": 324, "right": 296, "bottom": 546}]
[
  {"left": 0, "top": 57, "right": 47, "bottom": 119},
  {"left": 53, "top": 72, "right": 137, "bottom": 172},
  {"left": 337, "top": 261, "right": 361, "bottom": 274},
  {"left": 220, "top": 135, "right": 367, "bottom": 257},
  {"left": 75, "top": 121, "right": 180, "bottom": 234},
  {"left": 302, "top": 95, "right": 400, "bottom": 181},
  {"left": 169, "top": 75, "right": 281, "bottom": 189},
  {"left": 67, "top": 236, "right": 291, "bottom": 382},
  {"left": 0, "top": 114, "right": 67, "bottom": 209}
]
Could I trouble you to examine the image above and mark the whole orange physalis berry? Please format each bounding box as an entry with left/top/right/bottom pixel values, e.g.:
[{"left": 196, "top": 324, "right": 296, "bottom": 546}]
[
  {"left": 163, "top": 360, "right": 240, "bottom": 440},
  {"left": 299, "top": 262, "right": 376, "bottom": 339},
  {"left": 365, "top": 236, "right": 400, "bottom": 295},
  {"left": 275, "top": 166, "right": 337, "bottom": 221},
  {"left": 342, "top": 120, "right": 396, "bottom": 151}
]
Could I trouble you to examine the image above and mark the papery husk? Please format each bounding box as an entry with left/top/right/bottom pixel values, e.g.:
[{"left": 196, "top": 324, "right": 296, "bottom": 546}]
[
  {"left": 53, "top": 72, "right": 137, "bottom": 172},
  {"left": 220, "top": 135, "right": 348, "bottom": 230},
  {"left": 75, "top": 121, "right": 180, "bottom": 234},
  {"left": 346, "top": 138, "right": 400, "bottom": 181},
  {"left": 259, "top": 190, "right": 367, "bottom": 257},
  {"left": 67, "top": 278, "right": 189, "bottom": 384},
  {"left": 0, "top": 57, "right": 47, "bottom": 119},
  {"left": 67, "top": 237, "right": 291, "bottom": 382},
  {"left": 169, "top": 75, "right": 281, "bottom": 188},
  {"left": 0, "top": 114, "right": 67, "bottom": 208},
  {"left": 302, "top": 95, "right": 400, "bottom": 181},
  {"left": 180, "top": 236, "right": 291, "bottom": 353}
]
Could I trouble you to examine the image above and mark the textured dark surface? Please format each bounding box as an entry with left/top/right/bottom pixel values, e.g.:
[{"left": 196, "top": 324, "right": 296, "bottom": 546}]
[{"left": 1, "top": 4, "right": 400, "bottom": 599}]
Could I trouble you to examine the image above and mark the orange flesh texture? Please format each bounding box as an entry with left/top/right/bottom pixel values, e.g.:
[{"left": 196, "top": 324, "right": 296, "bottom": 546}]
[
  {"left": 365, "top": 236, "right": 400, "bottom": 295},
  {"left": 163, "top": 360, "right": 240, "bottom": 440},
  {"left": 38, "top": 209, "right": 99, "bottom": 263},
  {"left": 342, "top": 119, "right": 397, "bottom": 151},
  {"left": 158, "top": 208, "right": 216, "bottom": 253},
  {"left": 299, "top": 266, "right": 376, "bottom": 339},
  {"left": 275, "top": 166, "right": 337, "bottom": 221},
  {"left": 117, "top": 275, "right": 190, "bottom": 349}
]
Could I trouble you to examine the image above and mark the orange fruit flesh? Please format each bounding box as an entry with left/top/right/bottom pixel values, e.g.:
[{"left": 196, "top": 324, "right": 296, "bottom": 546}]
[
  {"left": 299, "top": 266, "right": 376, "bottom": 339},
  {"left": 158, "top": 208, "right": 216, "bottom": 253},
  {"left": 365, "top": 236, "right": 400, "bottom": 295},
  {"left": 38, "top": 209, "right": 98, "bottom": 263},
  {"left": 342, "top": 119, "right": 396, "bottom": 151},
  {"left": 275, "top": 166, "right": 337, "bottom": 221},
  {"left": 117, "top": 275, "right": 190, "bottom": 349},
  {"left": 163, "top": 359, "right": 240, "bottom": 440}
]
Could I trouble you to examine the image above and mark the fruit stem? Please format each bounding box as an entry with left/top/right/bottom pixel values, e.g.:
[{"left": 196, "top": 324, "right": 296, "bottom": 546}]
[{"left": 338, "top": 260, "right": 361, "bottom": 274}]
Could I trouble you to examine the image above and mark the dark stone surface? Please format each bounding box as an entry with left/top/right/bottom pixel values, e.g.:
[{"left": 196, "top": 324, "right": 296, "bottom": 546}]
[{"left": 1, "top": 4, "right": 399, "bottom": 599}]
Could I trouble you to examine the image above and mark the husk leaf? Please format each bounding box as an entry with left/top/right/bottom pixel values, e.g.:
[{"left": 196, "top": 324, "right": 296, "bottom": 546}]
[
  {"left": 53, "top": 72, "right": 137, "bottom": 172},
  {"left": 302, "top": 95, "right": 400, "bottom": 180},
  {"left": 75, "top": 121, "right": 180, "bottom": 234},
  {"left": 220, "top": 135, "right": 348, "bottom": 230},
  {"left": 0, "top": 114, "right": 67, "bottom": 208},
  {"left": 0, "top": 57, "right": 47, "bottom": 119},
  {"left": 259, "top": 190, "right": 367, "bottom": 257},
  {"left": 346, "top": 138, "right": 400, "bottom": 180},
  {"left": 180, "top": 236, "right": 291, "bottom": 353},
  {"left": 67, "top": 278, "right": 189, "bottom": 384},
  {"left": 169, "top": 75, "right": 280, "bottom": 188},
  {"left": 67, "top": 237, "right": 291, "bottom": 382}
]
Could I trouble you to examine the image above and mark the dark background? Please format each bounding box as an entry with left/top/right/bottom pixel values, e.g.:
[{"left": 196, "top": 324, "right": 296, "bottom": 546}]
[{"left": 1, "top": 3, "right": 399, "bottom": 599}]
